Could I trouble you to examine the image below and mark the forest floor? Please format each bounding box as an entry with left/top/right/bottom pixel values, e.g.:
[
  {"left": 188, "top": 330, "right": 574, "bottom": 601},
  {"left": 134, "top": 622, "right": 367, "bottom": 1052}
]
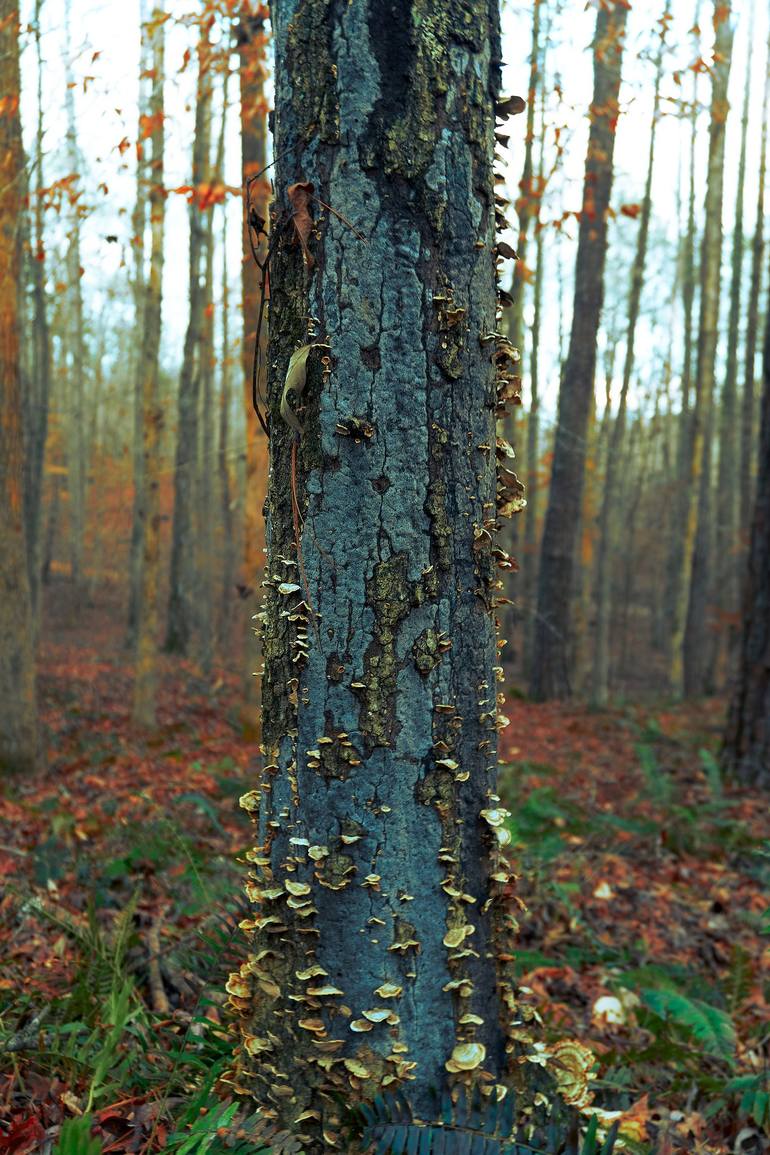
[{"left": 1, "top": 586, "right": 769, "bottom": 1154}]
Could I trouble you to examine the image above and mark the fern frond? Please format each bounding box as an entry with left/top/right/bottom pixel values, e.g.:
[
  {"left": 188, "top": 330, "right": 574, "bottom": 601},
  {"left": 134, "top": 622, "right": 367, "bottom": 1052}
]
[{"left": 641, "top": 987, "right": 736, "bottom": 1060}]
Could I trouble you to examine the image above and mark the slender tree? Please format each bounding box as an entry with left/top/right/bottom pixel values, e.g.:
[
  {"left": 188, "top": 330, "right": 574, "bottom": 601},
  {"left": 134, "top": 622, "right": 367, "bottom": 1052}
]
[
  {"left": 683, "top": 3, "right": 734, "bottom": 698},
  {"left": 591, "top": 4, "right": 669, "bottom": 706},
  {"left": 218, "top": 231, "right": 236, "bottom": 647},
  {"left": 0, "top": 2, "right": 39, "bottom": 771},
  {"left": 723, "top": 249, "right": 770, "bottom": 784},
  {"left": 63, "top": 3, "right": 88, "bottom": 595},
  {"left": 195, "top": 66, "right": 226, "bottom": 678},
  {"left": 740, "top": 27, "right": 770, "bottom": 545},
  {"left": 508, "top": 0, "right": 542, "bottom": 363},
  {"left": 530, "top": 0, "right": 628, "bottom": 700},
  {"left": 166, "top": 16, "right": 213, "bottom": 655},
  {"left": 713, "top": 11, "right": 754, "bottom": 674},
  {"left": 663, "top": 13, "right": 701, "bottom": 690},
  {"left": 521, "top": 74, "right": 548, "bottom": 674},
  {"left": 230, "top": 0, "right": 558, "bottom": 1144},
  {"left": 128, "top": 0, "right": 152, "bottom": 643},
  {"left": 217, "top": 73, "right": 236, "bottom": 650},
  {"left": 23, "top": 0, "right": 52, "bottom": 624},
  {"left": 132, "top": 9, "right": 166, "bottom": 729},
  {"left": 237, "top": 2, "right": 269, "bottom": 737}
]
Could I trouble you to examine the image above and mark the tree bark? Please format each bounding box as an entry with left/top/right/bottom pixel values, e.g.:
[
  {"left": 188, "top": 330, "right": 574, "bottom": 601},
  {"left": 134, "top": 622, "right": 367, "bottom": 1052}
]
[
  {"left": 663, "top": 31, "right": 700, "bottom": 691},
  {"left": 714, "top": 13, "right": 753, "bottom": 677},
  {"left": 0, "top": 3, "right": 39, "bottom": 772},
  {"left": 23, "top": 0, "right": 51, "bottom": 626},
  {"left": 591, "top": 5, "right": 667, "bottom": 706},
  {"left": 723, "top": 251, "right": 770, "bottom": 784},
  {"left": 132, "top": 10, "right": 166, "bottom": 730},
  {"left": 195, "top": 74, "right": 223, "bottom": 679},
  {"left": 530, "top": 0, "right": 627, "bottom": 700},
  {"left": 64, "top": 3, "right": 88, "bottom": 595},
  {"left": 128, "top": 0, "right": 151, "bottom": 645},
  {"left": 166, "top": 20, "right": 213, "bottom": 655},
  {"left": 521, "top": 111, "right": 546, "bottom": 677},
  {"left": 218, "top": 72, "right": 236, "bottom": 652},
  {"left": 508, "top": 0, "right": 541, "bottom": 363},
  {"left": 682, "top": 5, "right": 734, "bottom": 699},
  {"left": 233, "top": 0, "right": 531, "bottom": 1142},
  {"left": 739, "top": 29, "right": 770, "bottom": 548}
]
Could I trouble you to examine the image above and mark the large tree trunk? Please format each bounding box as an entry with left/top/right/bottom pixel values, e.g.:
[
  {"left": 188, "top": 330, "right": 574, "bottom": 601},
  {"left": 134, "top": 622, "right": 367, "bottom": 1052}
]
[
  {"left": 166, "top": 22, "right": 213, "bottom": 655},
  {"left": 591, "top": 5, "right": 667, "bottom": 706},
  {"left": 132, "top": 10, "right": 166, "bottom": 730},
  {"left": 530, "top": 0, "right": 627, "bottom": 700},
  {"left": 233, "top": 0, "right": 530, "bottom": 1143},
  {"left": 0, "top": 3, "right": 39, "bottom": 772},
  {"left": 682, "top": 5, "right": 734, "bottom": 698},
  {"left": 723, "top": 252, "right": 770, "bottom": 784}
]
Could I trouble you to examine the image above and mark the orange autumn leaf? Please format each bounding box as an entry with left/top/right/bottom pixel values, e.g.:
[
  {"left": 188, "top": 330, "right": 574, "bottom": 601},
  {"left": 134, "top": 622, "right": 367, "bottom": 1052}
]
[{"left": 139, "top": 111, "right": 164, "bottom": 140}]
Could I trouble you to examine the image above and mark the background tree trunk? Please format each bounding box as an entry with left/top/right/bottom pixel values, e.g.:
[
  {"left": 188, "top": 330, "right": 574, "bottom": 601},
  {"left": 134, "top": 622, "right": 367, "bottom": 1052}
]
[
  {"left": 591, "top": 4, "right": 667, "bottom": 706},
  {"left": 238, "top": 4, "right": 269, "bottom": 738},
  {"left": 234, "top": 0, "right": 525, "bottom": 1142},
  {"left": 23, "top": 0, "right": 51, "bottom": 628},
  {"left": 127, "top": 0, "right": 151, "bottom": 645},
  {"left": 723, "top": 251, "right": 770, "bottom": 785},
  {"left": 740, "top": 28, "right": 770, "bottom": 549},
  {"left": 683, "top": 4, "right": 734, "bottom": 698},
  {"left": 713, "top": 14, "right": 753, "bottom": 679},
  {"left": 663, "top": 32, "right": 700, "bottom": 691},
  {"left": 64, "top": 4, "right": 88, "bottom": 597},
  {"left": 0, "top": 3, "right": 39, "bottom": 772},
  {"left": 166, "top": 21, "right": 212, "bottom": 655},
  {"left": 530, "top": 0, "right": 627, "bottom": 700},
  {"left": 132, "top": 10, "right": 166, "bottom": 730}
]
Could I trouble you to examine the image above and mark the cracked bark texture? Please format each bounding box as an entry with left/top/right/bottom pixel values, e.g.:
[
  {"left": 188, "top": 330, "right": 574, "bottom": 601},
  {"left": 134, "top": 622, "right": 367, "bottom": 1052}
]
[
  {"left": 233, "top": 0, "right": 524, "bottom": 1145},
  {"left": 0, "top": 3, "right": 38, "bottom": 773}
]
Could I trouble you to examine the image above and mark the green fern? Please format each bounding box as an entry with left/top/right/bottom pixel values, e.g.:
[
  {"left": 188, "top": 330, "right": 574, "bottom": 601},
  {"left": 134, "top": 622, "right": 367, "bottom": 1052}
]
[
  {"left": 724, "top": 1073, "right": 770, "bottom": 1133},
  {"left": 356, "top": 1087, "right": 620, "bottom": 1155},
  {"left": 641, "top": 988, "right": 735, "bottom": 1061},
  {"left": 52, "top": 1116, "right": 103, "bottom": 1155}
]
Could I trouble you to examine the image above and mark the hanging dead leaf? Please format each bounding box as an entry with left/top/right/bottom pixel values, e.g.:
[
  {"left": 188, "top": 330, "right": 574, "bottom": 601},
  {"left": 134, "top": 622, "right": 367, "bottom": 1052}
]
[
  {"left": 496, "top": 241, "right": 518, "bottom": 260},
  {"left": 496, "top": 95, "right": 526, "bottom": 118},
  {"left": 287, "top": 181, "right": 315, "bottom": 268}
]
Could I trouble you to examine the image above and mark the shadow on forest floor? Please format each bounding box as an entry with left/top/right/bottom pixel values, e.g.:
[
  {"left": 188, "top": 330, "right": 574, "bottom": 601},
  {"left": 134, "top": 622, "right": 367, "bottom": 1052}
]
[{"left": 1, "top": 592, "right": 769, "bottom": 1152}]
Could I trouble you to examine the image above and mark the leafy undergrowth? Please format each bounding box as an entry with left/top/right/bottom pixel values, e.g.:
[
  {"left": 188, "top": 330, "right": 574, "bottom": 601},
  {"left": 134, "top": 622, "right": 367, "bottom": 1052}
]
[
  {"left": 498, "top": 701, "right": 770, "bottom": 1152},
  {"left": 0, "top": 597, "right": 768, "bottom": 1153}
]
